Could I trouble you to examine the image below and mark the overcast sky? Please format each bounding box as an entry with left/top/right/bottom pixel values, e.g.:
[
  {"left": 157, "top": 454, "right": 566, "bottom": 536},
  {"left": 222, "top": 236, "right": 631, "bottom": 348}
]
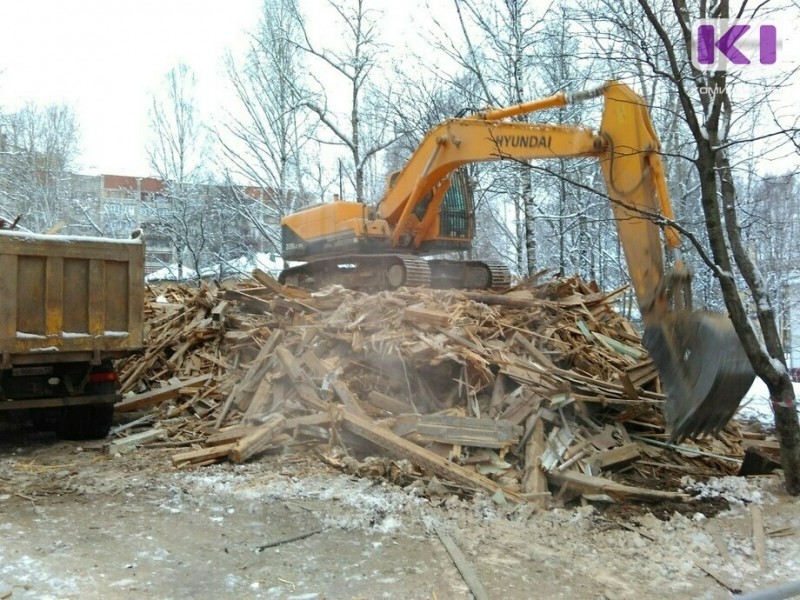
[
  {"left": 0, "top": 0, "right": 262, "bottom": 176},
  {"left": 0, "top": 1, "right": 796, "bottom": 179}
]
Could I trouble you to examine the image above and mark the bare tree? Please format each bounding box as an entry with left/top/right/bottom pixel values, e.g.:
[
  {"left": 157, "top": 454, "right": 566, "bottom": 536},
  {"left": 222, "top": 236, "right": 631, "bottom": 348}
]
[
  {"left": 145, "top": 64, "right": 216, "bottom": 280},
  {"left": 292, "top": 0, "right": 400, "bottom": 202},
  {"left": 608, "top": 0, "right": 800, "bottom": 492},
  {"left": 0, "top": 103, "right": 80, "bottom": 232},
  {"left": 219, "top": 0, "right": 315, "bottom": 252}
]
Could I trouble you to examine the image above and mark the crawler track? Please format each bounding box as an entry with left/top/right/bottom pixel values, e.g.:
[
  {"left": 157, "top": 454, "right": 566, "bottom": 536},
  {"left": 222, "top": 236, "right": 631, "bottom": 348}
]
[
  {"left": 281, "top": 255, "right": 511, "bottom": 293},
  {"left": 279, "top": 254, "right": 431, "bottom": 292}
]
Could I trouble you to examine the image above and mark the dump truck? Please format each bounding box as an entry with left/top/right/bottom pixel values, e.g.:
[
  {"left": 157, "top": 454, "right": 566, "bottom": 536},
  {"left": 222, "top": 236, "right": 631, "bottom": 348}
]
[
  {"left": 0, "top": 228, "right": 145, "bottom": 439},
  {"left": 279, "top": 80, "right": 755, "bottom": 442}
]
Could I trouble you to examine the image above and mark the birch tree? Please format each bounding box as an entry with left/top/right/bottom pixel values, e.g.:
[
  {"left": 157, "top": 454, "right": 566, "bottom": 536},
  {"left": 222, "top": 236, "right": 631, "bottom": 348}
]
[{"left": 146, "top": 63, "right": 214, "bottom": 279}]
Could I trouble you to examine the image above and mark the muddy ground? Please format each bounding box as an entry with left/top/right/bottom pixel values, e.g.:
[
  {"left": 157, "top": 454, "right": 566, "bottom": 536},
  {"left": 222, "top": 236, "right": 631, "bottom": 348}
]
[{"left": 1, "top": 426, "right": 799, "bottom": 600}]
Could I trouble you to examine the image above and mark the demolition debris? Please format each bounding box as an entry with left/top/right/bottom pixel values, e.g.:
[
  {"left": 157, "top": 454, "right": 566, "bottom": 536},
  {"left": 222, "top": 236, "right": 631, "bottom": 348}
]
[{"left": 112, "top": 270, "right": 766, "bottom": 506}]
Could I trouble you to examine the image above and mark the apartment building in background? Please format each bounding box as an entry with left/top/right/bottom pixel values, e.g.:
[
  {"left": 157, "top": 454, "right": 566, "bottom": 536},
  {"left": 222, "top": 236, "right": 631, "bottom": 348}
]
[{"left": 65, "top": 173, "right": 279, "bottom": 276}]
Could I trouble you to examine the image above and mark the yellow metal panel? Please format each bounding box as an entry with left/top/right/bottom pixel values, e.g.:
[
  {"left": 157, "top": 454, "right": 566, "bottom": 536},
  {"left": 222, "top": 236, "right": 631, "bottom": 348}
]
[
  {"left": 88, "top": 259, "right": 106, "bottom": 336},
  {"left": 45, "top": 256, "right": 64, "bottom": 335},
  {"left": 0, "top": 254, "right": 18, "bottom": 340}
]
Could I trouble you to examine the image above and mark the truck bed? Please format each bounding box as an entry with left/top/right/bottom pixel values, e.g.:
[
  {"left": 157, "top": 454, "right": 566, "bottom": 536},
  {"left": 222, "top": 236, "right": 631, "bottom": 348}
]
[{"left": 0, "top": 230, "right": 145, "bottom": 365}]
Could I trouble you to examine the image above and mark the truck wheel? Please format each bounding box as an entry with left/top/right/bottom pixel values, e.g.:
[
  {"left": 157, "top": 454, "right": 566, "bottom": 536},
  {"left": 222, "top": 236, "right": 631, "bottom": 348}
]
[{"left": 56, "top": 404, "right": 115, "bottom": 440}]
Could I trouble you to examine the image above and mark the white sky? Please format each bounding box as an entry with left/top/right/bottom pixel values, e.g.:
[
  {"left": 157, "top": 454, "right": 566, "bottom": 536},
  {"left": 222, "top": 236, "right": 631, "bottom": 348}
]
[
  {"left": 0, "top": 0, "right": 262, "bottom": 176},
  {"left": 0, "top": 1, "right": 795, "bottom": 180}
]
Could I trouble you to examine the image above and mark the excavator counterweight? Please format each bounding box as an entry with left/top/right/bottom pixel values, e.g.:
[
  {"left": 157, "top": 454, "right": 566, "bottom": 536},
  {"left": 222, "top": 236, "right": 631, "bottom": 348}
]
[{"left": 280, "top": 80, "right": 756, "bottom": 440}]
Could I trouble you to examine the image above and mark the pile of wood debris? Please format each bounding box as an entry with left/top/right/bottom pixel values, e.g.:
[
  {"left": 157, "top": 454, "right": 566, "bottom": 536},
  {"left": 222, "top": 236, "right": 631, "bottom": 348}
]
[{"left": 112, "top": 270, "right": 764, "bottom": 506}]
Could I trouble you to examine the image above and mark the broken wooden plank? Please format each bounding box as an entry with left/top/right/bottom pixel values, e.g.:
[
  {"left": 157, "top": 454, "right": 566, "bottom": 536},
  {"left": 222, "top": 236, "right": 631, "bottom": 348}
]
[
  {"left": 105, "top": 428, "right": 166, "bottom": 454},
  {"left": 229, "top": 414, "right": 287, "bottom": 464},
  {"left": 521, "top": 412, "right": 548, "bottom": 507},
  {"left": 210, "top": 300, "right": 230, "bottom": 322},
  {"left": 337, "top": 409, "right": 524, "bottom": 503},
  {"left": 751, "top": 505, "right": 767, "bottom": 570},
  {"left": 243, "top": 374, "right": 275, "bottom": 423},
  {"left": 221, "top": 289, "right": 273, "bottom": 313},
  {"left": 434, "top": 525, "right": 490, "bottom": 600},
  {"left": 406, "top": 415, "right": 522, "bottom": 449},
  {"left": 332, "top": 380, "right": 367, "bottom": 416},
  {"left": 694, "top": 561, "right": 742, "bottom": 594},
  {"left": 367, "top": 391, "right": 414, "bottom": 415},
  {"left": 547, "top": 470, "right": 688, "bottom": 502},
  {"left": 171, "top": 443, "right": 237, "bottom": 467},
  {"left": 115, "top": 374, "right": 212, "bottom": 413},
  {"left": 403, "top": 306, "right": 451, "bottom": 327},
  {"left": 206, "top": 425, "right": 253, "bottom": 447},
  {"left": 592, "top": 443, "right": 641, "bottom": 470},
  {"left": 251, "top": 268, "right": 311, "bottom": 299},
  {"left": 276, "top": 346, "right": 330, "bottom": 412},
  {"left": 215, "top": 329, "right": 283, "bottom": 428}
]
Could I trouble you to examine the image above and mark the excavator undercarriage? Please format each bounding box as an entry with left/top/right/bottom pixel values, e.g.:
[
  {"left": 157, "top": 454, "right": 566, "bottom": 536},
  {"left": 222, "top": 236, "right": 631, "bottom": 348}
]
[{"left": 279, "top": 255, "right": 511, "bottom": 293}]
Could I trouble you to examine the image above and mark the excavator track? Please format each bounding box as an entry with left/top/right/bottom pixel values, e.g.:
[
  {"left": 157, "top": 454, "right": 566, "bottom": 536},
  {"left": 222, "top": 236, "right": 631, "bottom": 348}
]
[
  {"left": 428, "top": 259, "right": 512, "bottom": 291},
  {"left": 279, "top": 254, "right": 431, "bottom": 292}
]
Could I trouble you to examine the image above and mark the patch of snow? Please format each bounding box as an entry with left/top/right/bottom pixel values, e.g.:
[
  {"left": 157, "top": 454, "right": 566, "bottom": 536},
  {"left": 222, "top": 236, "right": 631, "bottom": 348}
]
[
  {"left": 164, "top": 465, "right": 428, "bottom": 534},
  {"left": 681, "top": 475, "right": 774, "bottom": 505},
  {"left": 16, "top": 332, "right": 46, "bottom": 339},
  {"left": 145, "top": 265, "right": 199, "bottom": 282},
  {"left": 0, "top": 229, "right": 141, "bottom": 246},
  {"left": 736, "top": 377, "right": 800, "bottom": 426}
]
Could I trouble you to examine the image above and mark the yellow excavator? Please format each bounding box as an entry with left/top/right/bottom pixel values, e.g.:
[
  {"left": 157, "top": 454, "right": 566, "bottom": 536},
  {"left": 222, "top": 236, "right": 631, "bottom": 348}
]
[{"left": 280, "top": 80, "right": 755, "bottom": 442}]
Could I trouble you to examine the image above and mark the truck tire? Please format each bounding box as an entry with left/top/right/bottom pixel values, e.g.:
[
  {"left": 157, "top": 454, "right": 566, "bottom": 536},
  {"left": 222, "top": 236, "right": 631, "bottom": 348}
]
[{"left": 56, "top": 404, "right": 115, "bottom": 440}]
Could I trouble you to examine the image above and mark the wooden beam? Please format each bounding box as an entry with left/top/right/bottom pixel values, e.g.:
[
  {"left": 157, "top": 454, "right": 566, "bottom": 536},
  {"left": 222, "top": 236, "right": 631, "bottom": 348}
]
[
  {"left": 434, "top": 525, "right": 491, "bottom": 600},
  {"left": 229, "top": 414, "right": 287, "bottom": 464},
  {"left": 171, "top": 443, "right": 237, "bottom": 467},
  {"left": 367, "top": 391, "right": 414, "bottom": 415},
  {"left": 337, "top": 409, "right": 524, "bottom": 503},
  {"left": 408, "top": 415, "right": 522, "bottom": 449},
  {"left": 403, "top": 306, "right": 451, "bottom": 327},
  {"left": 521, "top": 413, "right": 548, "bottom": 507},
  {"left": 115, "top": 374, "right": 212, "bottom": 413},
  {"left": 548, "top": 470, "right": 688, "bottom": 502},
  {"left": 592, "top": 443, "right": 641, "bottom": 470}
]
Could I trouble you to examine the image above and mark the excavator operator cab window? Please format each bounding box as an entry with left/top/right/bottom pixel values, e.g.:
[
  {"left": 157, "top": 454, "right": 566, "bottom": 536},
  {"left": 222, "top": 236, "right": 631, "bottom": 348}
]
[{"left": 439, "top": 171, "right": 474, "bottom": 239}]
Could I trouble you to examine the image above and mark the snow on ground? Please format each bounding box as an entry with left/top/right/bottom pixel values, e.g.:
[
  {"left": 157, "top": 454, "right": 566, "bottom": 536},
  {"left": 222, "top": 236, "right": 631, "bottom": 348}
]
[
  {"left": 145, "top": 253, "right": 285, "bottom": 283},
  {"left": 145, "top": 265, "right": 199, "bottom": 282},
  {"left": 735, "top": 377, "right": 800, "bottom": 427}
]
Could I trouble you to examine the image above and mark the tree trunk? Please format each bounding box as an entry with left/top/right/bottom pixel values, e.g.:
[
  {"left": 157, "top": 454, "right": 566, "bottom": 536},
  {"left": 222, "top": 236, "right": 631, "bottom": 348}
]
[
  {"left": 636, "top": 0, "right": 800, "bottom": 495},
  {"left": 522, "top": 166, "right": 536, "bottom": 276}
]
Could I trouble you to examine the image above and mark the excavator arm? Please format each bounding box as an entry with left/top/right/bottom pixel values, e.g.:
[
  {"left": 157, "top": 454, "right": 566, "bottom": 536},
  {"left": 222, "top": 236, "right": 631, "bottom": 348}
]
[
  {"left": 375, "top": 80, "right": 754, "bottom": 441},
  {"left": 378, "top": 82, "right": 680, "bottom": 320}
]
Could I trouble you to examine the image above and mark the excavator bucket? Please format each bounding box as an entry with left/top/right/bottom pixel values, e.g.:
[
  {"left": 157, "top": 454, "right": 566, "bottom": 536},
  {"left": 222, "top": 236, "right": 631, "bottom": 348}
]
[{"left": 642, "top": 312, "right": 755, "bottom": 443}]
